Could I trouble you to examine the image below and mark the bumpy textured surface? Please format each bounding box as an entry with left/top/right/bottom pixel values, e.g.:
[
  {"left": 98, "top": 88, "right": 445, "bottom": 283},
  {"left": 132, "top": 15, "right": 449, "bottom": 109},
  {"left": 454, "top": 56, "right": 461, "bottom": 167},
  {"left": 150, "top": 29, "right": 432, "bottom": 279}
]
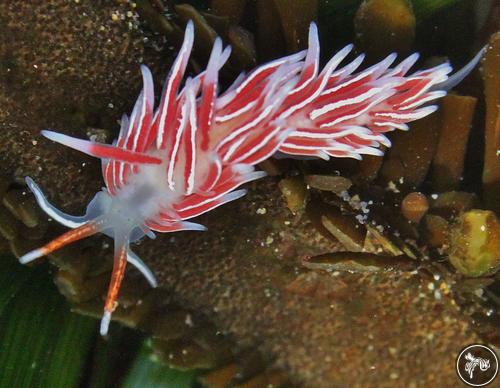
[
  {"left": 133, "top": 181, "right": 479, "bottom": 386},
  {"left": 1, "top": 1, "right": 160, "bottom": 125},
  {"left": 0, "top": 0, "right": 169, "bottom": 210}
]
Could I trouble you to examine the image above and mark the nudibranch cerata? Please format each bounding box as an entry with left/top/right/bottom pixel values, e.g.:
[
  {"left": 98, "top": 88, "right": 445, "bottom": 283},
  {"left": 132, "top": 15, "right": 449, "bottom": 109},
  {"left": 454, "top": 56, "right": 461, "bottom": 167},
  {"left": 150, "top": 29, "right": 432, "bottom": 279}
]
[{"left": 20, "top": 21, "right": 483, "bottom": 335}]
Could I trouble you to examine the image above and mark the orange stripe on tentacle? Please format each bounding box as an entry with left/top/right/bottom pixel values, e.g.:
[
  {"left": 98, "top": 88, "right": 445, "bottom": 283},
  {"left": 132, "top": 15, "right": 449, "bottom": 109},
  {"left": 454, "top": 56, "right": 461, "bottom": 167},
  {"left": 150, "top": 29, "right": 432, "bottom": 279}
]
[
  {"left": 100, "top": 240, "right": 128, "bottom": 336},
  {"left": 19, "top": 220, "right": 104, "bottom": 264}
]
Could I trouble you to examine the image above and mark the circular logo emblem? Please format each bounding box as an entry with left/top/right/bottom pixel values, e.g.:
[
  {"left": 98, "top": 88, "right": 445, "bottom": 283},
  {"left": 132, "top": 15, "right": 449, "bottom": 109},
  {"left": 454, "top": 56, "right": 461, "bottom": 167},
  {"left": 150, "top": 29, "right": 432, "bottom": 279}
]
[{"left": 456, "top": 344, "right": 498, "bottom": 387}]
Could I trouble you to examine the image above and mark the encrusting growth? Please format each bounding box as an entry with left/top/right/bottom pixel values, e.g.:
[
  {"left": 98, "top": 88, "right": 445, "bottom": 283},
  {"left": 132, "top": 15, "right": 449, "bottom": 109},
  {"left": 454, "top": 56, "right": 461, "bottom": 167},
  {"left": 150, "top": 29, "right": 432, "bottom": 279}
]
[{"left": 19, "top": 20, "right": 482, "bottom": 335}]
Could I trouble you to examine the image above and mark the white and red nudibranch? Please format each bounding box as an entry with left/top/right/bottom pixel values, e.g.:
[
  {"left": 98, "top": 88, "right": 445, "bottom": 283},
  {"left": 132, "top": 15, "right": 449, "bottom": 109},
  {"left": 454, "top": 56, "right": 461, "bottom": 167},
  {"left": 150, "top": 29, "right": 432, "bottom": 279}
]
[{"left": 20, "top": 21, "right": 482, "bottom": 335}]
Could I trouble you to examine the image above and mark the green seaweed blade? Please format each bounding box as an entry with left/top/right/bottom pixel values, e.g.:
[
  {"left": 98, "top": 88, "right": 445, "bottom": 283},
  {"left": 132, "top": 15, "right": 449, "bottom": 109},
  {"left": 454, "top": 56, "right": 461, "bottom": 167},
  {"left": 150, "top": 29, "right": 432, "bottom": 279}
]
[
  {"left": 0, "top": 256, "right": 97, "bottom": 388},
  {"left": 411, "top": 0, "right": 460, "bottom": 19},
  {"left": 122, "top": 340, "right": 200, "bottom": 388}
]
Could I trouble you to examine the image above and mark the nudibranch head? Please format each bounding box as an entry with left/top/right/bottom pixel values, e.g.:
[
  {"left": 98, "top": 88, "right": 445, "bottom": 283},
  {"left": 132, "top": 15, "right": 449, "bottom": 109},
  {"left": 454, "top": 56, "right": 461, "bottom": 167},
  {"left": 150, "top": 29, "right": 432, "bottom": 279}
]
[{"left": 20, "top": 20, "right": 483, "bottom": 335}]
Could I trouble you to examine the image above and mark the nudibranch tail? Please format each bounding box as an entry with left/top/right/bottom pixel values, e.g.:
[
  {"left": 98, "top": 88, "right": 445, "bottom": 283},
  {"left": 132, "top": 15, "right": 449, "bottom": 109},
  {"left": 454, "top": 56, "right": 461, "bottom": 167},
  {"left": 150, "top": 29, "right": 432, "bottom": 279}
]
[{"left": 432, "top": 45, "right": 487, "bottom": 92}]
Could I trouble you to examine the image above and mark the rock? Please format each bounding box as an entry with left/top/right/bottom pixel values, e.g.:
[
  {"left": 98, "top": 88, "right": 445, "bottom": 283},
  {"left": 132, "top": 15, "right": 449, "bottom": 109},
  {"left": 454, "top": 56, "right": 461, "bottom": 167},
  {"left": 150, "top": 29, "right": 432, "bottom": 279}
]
[
  {"left": 305, "top": 175, "right": 352, "bottom": 194},
  {"left": 278, "top": 177, "right": 307, "bottom": 214},
  {"left": 449, "top": 210, "right": 500, "bottom": 277}
]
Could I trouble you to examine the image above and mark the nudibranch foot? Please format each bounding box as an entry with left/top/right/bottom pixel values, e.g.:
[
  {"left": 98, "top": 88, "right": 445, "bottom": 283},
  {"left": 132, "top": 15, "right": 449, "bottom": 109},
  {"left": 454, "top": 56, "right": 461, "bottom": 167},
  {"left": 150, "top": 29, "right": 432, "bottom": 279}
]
[
  {"left": 20, "top": 178, "right": 160, "bottom": 335},
  {"left": 22, "top": 177, "right": 159, "bottom": 286}
]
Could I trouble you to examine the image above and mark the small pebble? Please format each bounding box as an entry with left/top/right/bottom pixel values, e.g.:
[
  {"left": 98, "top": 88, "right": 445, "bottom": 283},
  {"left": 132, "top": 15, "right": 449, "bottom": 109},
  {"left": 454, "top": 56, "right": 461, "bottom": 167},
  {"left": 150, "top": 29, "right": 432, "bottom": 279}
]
[
  {"left": 401, "top": 192, "right": 429, "bottom": 223},
  {"left": 256, "top": 207, "right": 267, "bottom": 215}
]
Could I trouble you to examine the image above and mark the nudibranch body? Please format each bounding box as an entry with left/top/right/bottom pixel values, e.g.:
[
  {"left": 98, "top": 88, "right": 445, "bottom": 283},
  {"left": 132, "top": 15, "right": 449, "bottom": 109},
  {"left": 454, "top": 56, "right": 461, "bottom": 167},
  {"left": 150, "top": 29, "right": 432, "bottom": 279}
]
[{"left": 20, "top": 21, "right": 480, "bottom": 335}]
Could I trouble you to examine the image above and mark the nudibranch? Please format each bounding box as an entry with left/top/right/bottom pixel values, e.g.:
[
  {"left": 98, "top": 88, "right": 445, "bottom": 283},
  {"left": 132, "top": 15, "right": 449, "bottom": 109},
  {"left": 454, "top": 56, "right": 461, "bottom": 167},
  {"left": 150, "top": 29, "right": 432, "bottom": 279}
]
[{"left": 20, "top": 21, "right": 482, "bottom": 335}]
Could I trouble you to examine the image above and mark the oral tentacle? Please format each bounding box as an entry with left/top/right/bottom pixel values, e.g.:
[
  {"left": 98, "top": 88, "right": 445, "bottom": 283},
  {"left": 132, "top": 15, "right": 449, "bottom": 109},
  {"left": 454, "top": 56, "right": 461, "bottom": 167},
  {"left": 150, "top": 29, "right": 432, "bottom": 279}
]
[
  {"left": 19, "top": 218, "right": 104, "bottom": 264},
  {"left": 100, "top": 233, "right": 129, "bottom": 336},
  {"left": 126, "top": 249, "right": 158, "bottom": 288},
  {"left": 26, "top": 177, "right": 86, "bottom": 228}
]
